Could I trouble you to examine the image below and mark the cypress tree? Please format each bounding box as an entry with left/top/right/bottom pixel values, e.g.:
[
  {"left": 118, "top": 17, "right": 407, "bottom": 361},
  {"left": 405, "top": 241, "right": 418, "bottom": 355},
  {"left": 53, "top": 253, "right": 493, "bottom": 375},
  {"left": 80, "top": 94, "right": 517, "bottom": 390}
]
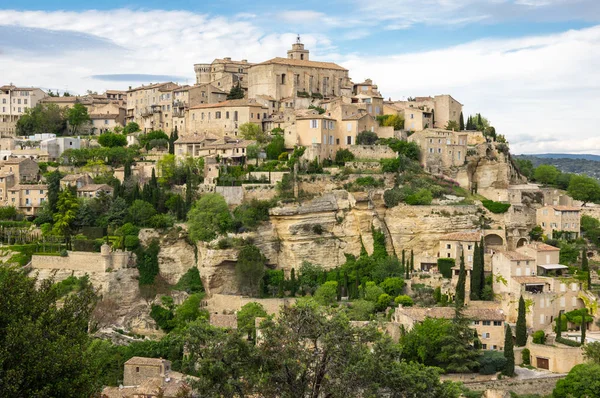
[
  {"left": 361, "top": 280, "right": 366, "bottom": 299},
  {"left": 337, "top": 282, "right": 342, "bottom": 301},
  {"left": 343, "top": 272, "right": 349, "bottom": 298},
  {"left": 556, "top": 309, "right": 563, "bottom": 338},
  {"left": 503, "top": 324, "right": 515, "bottom": 376},
  {"left": 516, "top": 296, "right": 527, "bottom": 346},
  {"left": 476, "top": 113, "right": 483, "bottom": 130},
  {"left": 410, "top": 250, "right": 414, "bottom": 273},
  {"left": 455, "top": 253, "right": 466, "bottom": 308},
  {"left": 582, "top": 249, "right": 591, "bottom": 289},
  {"left": 290, "top": 268, "right": 297, "bottom": 297},
  {"left": 470, "top": 242, "right": 481, "bottom": 300},
  {"left": 581, "top": 308, "right": 587, "bottom": 345},
  {"left": 277, "top": 279, "right": 284, "bottom": 298},
  {"left": 401, "top": 249, "right": 406, "bottom": 274},
  {"left": 479, "top": 237, "right": 486, "bottom": 295},
  {"left": 354, "top": 277, "right": 360, "bottom": 300},
  {"left": 459, "top": 112, "right": 465, "bottom": 131}
]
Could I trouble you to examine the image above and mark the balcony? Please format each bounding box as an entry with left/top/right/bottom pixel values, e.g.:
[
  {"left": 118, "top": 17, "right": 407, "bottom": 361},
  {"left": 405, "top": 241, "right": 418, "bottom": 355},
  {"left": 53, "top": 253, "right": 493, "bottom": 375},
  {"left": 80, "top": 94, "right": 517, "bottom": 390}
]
[{"left": 173, "top": 100, "right": 187, "bottom": 109}]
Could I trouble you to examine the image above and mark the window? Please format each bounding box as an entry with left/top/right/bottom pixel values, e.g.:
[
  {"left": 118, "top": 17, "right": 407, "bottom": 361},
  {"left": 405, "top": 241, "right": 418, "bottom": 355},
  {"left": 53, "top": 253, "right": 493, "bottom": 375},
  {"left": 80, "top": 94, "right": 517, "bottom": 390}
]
[
  {"left": 104, "top": 119, "right": 109, "bottom": 125},
  {"left": 226, "top": 111, "right": 229, "bottom": 119},
  {"left": 329, "top": 135, "right": 333, "bottom": 145},
  {"left": 346, "top": 136, "right": 352, "bottom": 145},
  {"left": 446, "top": 244, "right": 451, "bottom": 249},
  {"left": 346, "top": 123, "right": 352, "bottom": 132},
  {"left": 24, "top": 99, "right": 27, "bottom": 105},
  {"left": 493, "top": 321, "right": 502, "bottom": 326},
  {"left": 215, "top": 111, "right": 221, "bottom": 119},
  {"left": 281, "top": 74, "right": 286, "bottom": 84},
  {"left": 482, "top": 332, "right": 490, "bottom": 338},
  {"left": 25, "top": 190, "right": 29, "bottom": 195},
  {"left": 336, "top": 138, "right": 340, "bottom": 145},
  {"left": 468, "top": 255, "right": 472, "bottom": 262},
  {"left": 310, "top": 119, "right": 318, "bottom": 129},
  {"left": 482, "top": 321, "right": 491, "bottom": 326},
  {"left": 136, "top": 367, "right": 140, "bottom": 373},
  {"left": 473, "top": 321, "right": 480, "bottom": 325},
  {"left": 482, "top": 344, "right": 487, "bottom": 349}
]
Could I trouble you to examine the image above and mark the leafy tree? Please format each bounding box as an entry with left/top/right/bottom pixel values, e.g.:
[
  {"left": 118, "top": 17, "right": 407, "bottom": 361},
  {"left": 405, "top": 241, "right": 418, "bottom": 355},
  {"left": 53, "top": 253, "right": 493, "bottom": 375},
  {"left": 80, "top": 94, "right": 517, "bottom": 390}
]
[
  {"left": 364, "top": 281, "right": 385, "bottom": 302},
  {"left": 445, "top": 120, "right": 460, "bottom": 131},
  {"left": 127, "top": 199, "right": 157, "bottom": 226},
  {"left": 377, "top": 114, "right": 405, "bottom": 130},
  {"left": 98, "top": 132, "right": 127, "bottom": 147},
  {"left": 356, "top": 130, "right": 378, "bottom": 145},
  {"left": 516, "top": 296, "right": 527, "bottom": 346},
  {"left": 503, "top": 324, "right": 515, "bottom": 376},
  {"left": 239, "top": 123, "right": 267, "bottom": 143},
  {"left": 533, "top": 164, "right": 560, "bottom": 185},
  {"left": 0, "top": 267, "right": 101, "bottom": 397},
  {"left": 515, "top": 158, "right": 534, "bottom": 179},
  {"left": 314, "top": 281, "right": 339, "bottom": 306},
  {"left": 106, "top": 196, "right": 128, "bottom": 227},
  {"left": 227, "top": 82, "right": 245, "bottom": 100},
  {"left": 175, "top": 267, "right": 204, "bottom": 293},
  {"left": 265, "top": 134, "right": 285, "bottom": 160},
  {"left": 139, "top": 130, "right": 169, "bottom": 149},
  {"left": 187, "top": 194, "right": 233, "bottom": 242},
  {"left": 529, "top": 225, "right": 544, "bottom": 241},
  {"left": 136, "top": 239, "right": 160, "bottom": 285},
  {"left": 334, "top": 148, "right": 355, "bottom": 165},
  {"left": 123, "top": 122, "right": 141, "bottom": 134},
  {"left": 394, "top": 294, "right": 414, "bottom": 306},
  {"left": 583, "top": 341, "right": 600, "bottom": 364},
  {"left": 237, "top": 302, "right": 268, "bottom": 341},
  {"left": 553, "top": 364, "right": 600, "bottom": 398},
  {"left": 67, "top": 103, "right": 90, "bottom": 134},
  {"left": 52, "top": 189, "right": 79, "bottom": 247},
  {"left": 16, "top": 103, "right": 67, "bottom": 136},
  {"left": 379, "top": 277, "right": 405, "bottom": 296},
  {"left": 455, "top": 253, "right": 466, "bottom": 308},
  {"left": 46, "top": 169, "right": 63, "bottom": 213},
  {"left": 569, "top": 174, "right": 600, "bottom": 205},
  {"left": 347, "top": 299, "right": 376, "bottom": 320},
  {"left": 236, "top": 245, "right": 266, "bottom": 297},
  {"left": 582, "top": 248, "right": 591, "bottom": 288}
]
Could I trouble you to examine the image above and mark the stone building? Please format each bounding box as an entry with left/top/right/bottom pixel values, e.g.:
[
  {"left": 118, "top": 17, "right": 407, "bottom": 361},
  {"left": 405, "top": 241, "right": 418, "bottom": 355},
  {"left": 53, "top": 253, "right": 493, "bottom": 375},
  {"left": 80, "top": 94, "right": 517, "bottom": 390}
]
[
  {"left": 408, "top": 128, "right": 467, "bottom": 173},
  {"left": 247, "top": 38, "right": 351, "bottom": 102},
  {"left": 123, "top": 357, "right": 171, "bottom": 387},
  {"left": 438, "top": 231, "right": 483, "bottom": 269},
  {"left": 126, "top": 82, "right": 180, "bottom": 133},
  {"left": 294, "top": 112, "right": 338, "bottom": 161},
  {"left": 6, "top": 184, "right": 47, "bottom": 215},
  {"left": 186, "top": 99, "right": 267, "bottom": 138},
  {"left": 536, "top": 205, "right": 581, "bottom": 240},
  {"left": 388, "top": 95, "right": 462, "bottom": 130},
  {"left": 76, "top": 183, "right": 114, "bottom": 198},
  {"left": 40, "top": 137, "right": 81, "bottom": 161},
  {"left": 0, "top": 157, "right": 39, "bottom": 183},
  {"left": 174, "top": 133, "right": 255, "bottom": 164},
  {"left": 0, "top": 173, "right": 15, "bottom": 202},
  {"left": 393, "top": 306, "right": 506, "bottom": 351},
  {"left": 404, "top": 107, "right": 434, "bottom": 132},
  {"left": 351, "top": 79, "right": 384, "bottom": 117},
  {"left": 194, "top": 57, "right": 253, "bottom": 92},
  {"left": 172, "top": 84, "right": 228, "bottom": 135},
  {"left": 0, "top": 85, "right": 47, "bottom": 137},
  {"left": 60, "top": 173, "right": 94, "bottom": 190}
]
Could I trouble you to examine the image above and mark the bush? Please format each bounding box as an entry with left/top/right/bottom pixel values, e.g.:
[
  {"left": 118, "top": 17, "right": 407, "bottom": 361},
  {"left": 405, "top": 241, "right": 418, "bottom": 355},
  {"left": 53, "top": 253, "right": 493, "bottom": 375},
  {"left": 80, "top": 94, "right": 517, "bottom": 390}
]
[
  {"left": 405, "top": 188, "right": 433, "bottom": 205},
  {"left": 482, "top": 200, "right": 511, "bottom": 214},
  {"left": 532, "top": 330, "right": 546, "bottom": 344},
  {"left": 478, "top": 351, "right": 507, "bottom": 375},
  {"left": 233, "top": 199, "right": 274, "bottom": 231},
  {"left": 312, "top": 224, "right": 324, "bottom": 235},
  {"left": 379, "top": 277, "right": 405, "bottom": 296},
  {"left": 0, "top": 206, "right": 18, "bottom": 220},
  {"left": 314, "top": 281, "right": 338, "bottom": 306},
  {"left": 175, "top": 267, "right": 204, "bottom": 293},
  {"left": 376, "top": 293, "right": 392, "bottom": 311},
  {"left": 380, "top": 158, "right": 400, "bottom": 173},
  {"left": 347, "top": 299, "right": 375, "bottom": 321},
  {"left": 124, "top": 235, "right": 140, "bottom": 250},
  {"left": 394, "top": 295, "right": 414, "bottom": 307},
  {"left": 335, "top": 149, "right": 355, "bottom": 166},
  {"left": 555, "top": 336, "right": 581, "bottom": 347},
  {"left": 97, "top": 132, "right": 127, "bottom": 148},
  {"left": 384, "top": 188, "right": 403, "bottom": 208},
  {"left": 522, "top": 348, "right": 530, "bottom": 365},
  {"left": 356, "top": 131, "right": 378, "bottom": 145},
  {"left": 437, "top": 258, "right": 455, "bottom": 278},
  {"left": 149, "top": 214, "right": 174, "bottom": 229}
]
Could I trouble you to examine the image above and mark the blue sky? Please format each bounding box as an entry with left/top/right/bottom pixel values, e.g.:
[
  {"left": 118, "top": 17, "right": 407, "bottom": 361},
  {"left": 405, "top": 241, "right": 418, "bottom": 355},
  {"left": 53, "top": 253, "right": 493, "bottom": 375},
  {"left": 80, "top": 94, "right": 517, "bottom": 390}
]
[{"left": 1, "top": 0, "right": 600, "bottom": 154}]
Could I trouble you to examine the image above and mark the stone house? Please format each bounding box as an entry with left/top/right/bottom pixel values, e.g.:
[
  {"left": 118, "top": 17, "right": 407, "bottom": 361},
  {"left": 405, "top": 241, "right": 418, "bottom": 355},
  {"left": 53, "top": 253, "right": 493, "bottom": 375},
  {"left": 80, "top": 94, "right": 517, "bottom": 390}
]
[
  {"left": 40, "top": 136, "right": 81, "bottom": 161},
  {"left": 171, "top": 84, "right": 228, "bottom": 136},
  {"left": 175, "top": 134, "right": 255, "bottom": 165},
  {"left": 76, "top": 183, "right": 114, "bottom": 198},
  {"left": 195, "top": 57, "right": 253, "bottom": 92},
  {"left": 351, "top": 79, "right": 384, "bottom": 117},
  {"left": 0, "top": 172, "right": 15, "bottom": 202},
  {"left": 60, "top": 173, "right": 94, "bottom": 190},
  {"left": 187, "top": 99, "right": 267, "bottom": 138},
  {"left": 6, "top": 184, "right": 47, "bottom": 215},
  {"left": 247, "top": 38, "right": 352, "bottom": 102},
  {"left": 393, "top": 306, "right": 506, "bottom": 351},
  {"left": 536, "top": 205, "right": 581, "bottom": 240},
  {"left": 387, "top": 95, "right": 462, "bottom": 129},
  {"left": 0, "top": 157, "right": 39, "bottom": 183},
  {"left": 404, "top": 107, "right": 434, "bottom": 132},
  {"left": 0, "top": 85, "right": 47, "bottom": 137},
  {"left": 123, "top": 357, "right": 171, "bottom": 387},
  {"left": 125, "top": 82, "right": 180, "bottom": 133},
  {"left": 438, "top": 231, "right": 483, "bottom": 270},
  {"left": 408, "top": 129, "right": 467, "bottom": 173},
  {"left": 294, "top": 112, "right": 338, "bottom": 161}
]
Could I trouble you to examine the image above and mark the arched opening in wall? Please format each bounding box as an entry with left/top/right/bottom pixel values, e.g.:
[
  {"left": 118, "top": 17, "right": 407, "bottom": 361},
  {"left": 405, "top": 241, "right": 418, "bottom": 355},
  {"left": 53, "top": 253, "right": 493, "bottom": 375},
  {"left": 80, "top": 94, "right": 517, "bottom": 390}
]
[
  {"left": 517, "top": 238, "right": 528, "bottom": 248},
  {"left": 485, "top": 233, "right": 504, "bottom": 247}
]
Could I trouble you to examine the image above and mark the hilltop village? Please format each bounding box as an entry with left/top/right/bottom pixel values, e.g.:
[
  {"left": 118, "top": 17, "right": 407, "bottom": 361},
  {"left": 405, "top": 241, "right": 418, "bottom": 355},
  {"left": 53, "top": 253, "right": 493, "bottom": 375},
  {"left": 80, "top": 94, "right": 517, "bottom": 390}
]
[{"left": 2, "top": 38, "right": 600, "bottom": 398}]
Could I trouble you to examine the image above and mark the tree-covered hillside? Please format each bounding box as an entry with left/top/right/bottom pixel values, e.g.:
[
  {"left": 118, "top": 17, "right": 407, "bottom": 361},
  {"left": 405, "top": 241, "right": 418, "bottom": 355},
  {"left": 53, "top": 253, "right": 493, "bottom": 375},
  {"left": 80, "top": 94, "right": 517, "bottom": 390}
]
[{"left": 515, "top": 155, "right": 600, "bottom": 180}]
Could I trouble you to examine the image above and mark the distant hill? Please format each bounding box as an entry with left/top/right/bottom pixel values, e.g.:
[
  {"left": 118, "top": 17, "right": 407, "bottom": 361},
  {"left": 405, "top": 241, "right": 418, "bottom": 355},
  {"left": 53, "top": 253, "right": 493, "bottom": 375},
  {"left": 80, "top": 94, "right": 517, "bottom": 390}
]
[
  {"left": 515, "top": 154, "right": 600, "bottom": 180},
  {"left": 522, "top": 153, "right": 600, "bottom": 162}
]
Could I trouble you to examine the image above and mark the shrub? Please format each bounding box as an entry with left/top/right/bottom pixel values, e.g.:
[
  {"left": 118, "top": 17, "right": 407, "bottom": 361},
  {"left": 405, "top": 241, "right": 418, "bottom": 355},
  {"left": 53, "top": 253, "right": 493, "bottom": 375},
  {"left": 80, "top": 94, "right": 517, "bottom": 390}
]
[
  {"left": 175, "top": 267, "right": 204, "bottom": 293},
  {"left": 532, "top": 330, "right": 546, "bottom": 344},
  {"left": 383, "top": 188, "right": 404, "bottom": 208},
  {"left": 124, "top": 235, "right": 140, "bottom": 250},
  {"left": 482, "top": 200, "right": 511, "bottom": 214},
  {"left": 347, "top": 299, "right": 375, "bottom": 321},
  {"left": 312, "top": 224, "right": 324, "bottom": 235},
  {"left": 0, "top": 206, "right": 18, "bottom": 220},
  {"left": 314, "top": 281, "right": 338, "bottom": 306},
  {"left": 356, "top": 131, "right": 378, "bottom": 145},
  {"left": 376, "top": 293, "right": 392, "bottom": 311},
  {"left": 364, "top": 281, "right": 385, "bottom": 302},
  {"left": 522, "top": 348, "right": 530, "bottom": 365},
  {"left": 379, "top": 277, "right": 405, "bottom": 296},
  {"left": 335, "top": 149, "right": 355, "bottom": 166},
  {"left": 555, "top": 336, "right": 582, "bottom": 347},
  {"left": 394, "top": 295, "right": 414, "bottom": 307},
  {"left": 149, "top": 214, "right": 174, "bottom": 229},
  {"left": 437, "top": 258, "right": 455, "bottom": 278},
  {"left": 98, "top": 132, "right": 127, "bottom": 148},
  {"left": 380, "top": 158, "right": 400, "bottom": 173},
  {"left": 405, "top": 188, "right": 433, "bottom": 205},
  {"left": 478, "top": 351, "right": 507, "bottom": 375}
]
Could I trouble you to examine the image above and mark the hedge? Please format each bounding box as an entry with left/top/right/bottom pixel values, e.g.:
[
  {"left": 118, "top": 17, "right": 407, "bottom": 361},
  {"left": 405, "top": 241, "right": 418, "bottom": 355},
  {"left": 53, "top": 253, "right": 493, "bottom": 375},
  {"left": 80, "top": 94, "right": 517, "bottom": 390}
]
[
  {"left": 555, "top": 337, "right": 581, "bottom": 347},
  {"left": 437, "top": 258, "right": 455, "bottom": 279},
  {"left": 482, "top": 200, "right": 511, "bottom": 214}
]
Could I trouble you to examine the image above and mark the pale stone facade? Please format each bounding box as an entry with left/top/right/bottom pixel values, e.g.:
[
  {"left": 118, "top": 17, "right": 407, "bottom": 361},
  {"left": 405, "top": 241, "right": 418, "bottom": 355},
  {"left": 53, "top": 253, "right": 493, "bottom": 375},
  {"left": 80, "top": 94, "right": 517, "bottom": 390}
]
[
  {"left": 0, "top": 85, "right": 47, "bottom": 136},
  {"left": 186, "top": 99, "right": 267, "bottom": 138},
  {"left": 536, "top": 205, "right": 581, "bottom": 239},
  {"left": 389, "top": 95, "right": 462, "bottom": 130},
  {"left": 195, "top": 57, "right": 252, "bottom": 91},
  {"left": 175, "top": 134, "right": 255, "bottom": 163},
  {"left": 408, "top": 128, "right": 468, "bottom": 172},
  {"left": 172, "top": 84, "right": 228, "bottom": 135},
  {"left": 40, "top": 137, "right": 81, "bottom": 161},
  {"left": 295, "top": 112, "right": 338, "bottom": 161},
  {"left": 126, "top": 82, "right": 180, "bottom": 133},
  {"left": 123, "top": 357, "right": 171, "bottom": 387},
  {"left": 438, "top": 231, "right": 483, "bottom": 269},
  {"left": 0, "top": 157, "right": 39, "bottom": 183},
  {"left": 6, "top": 184, "right": 47, "bottom": 215},
  {"left": 248, "top": 39, "right": 351, "bottom": 102}
]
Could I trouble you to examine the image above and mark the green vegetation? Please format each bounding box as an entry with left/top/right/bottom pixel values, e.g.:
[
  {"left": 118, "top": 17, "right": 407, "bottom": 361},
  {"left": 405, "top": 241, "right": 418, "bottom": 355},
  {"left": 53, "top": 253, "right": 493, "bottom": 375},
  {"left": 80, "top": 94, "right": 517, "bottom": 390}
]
[
  {"left": 516, "top": 296, "right": 528, "bottom": 346},
  {"left": 503, "top": 324, "right": 515, "bottom": 376},
  {"left": 553, "top": 364, "right": 600, "bottom": 398},
  {"left": 481, "top": 199, "right": 511, "bottom": 213},
  {"left": 187, "top": 194, "right": 233, "bottom": 242},
  {"left": 98, "top": 131, "right": 127, "bottom": 147},
  {"left": 532, "top": 330, "right": 546, "bottom": 344},
  {"left": 237, "top": 302, "right": 268, "bottom": 341},
  {"left": 236, "top": 244, "right": 266, "bottom": 297},
  {"left": 437, "top": 258, "right": 455, "bottom": 278},
  {"left": 334, "top": 148, "right": 355, "bottom": 165},
  {"left": 356, "top": 130, "right": 378, "bottom": 145},
  {"left": 376, "top": 114, "right": 404, "bottom": 130},
  {"left": 175, "top": 267, "right": 204, "bottom": 294},
  {"left": 67, "top": 103, "right": 90, "bottom": 134},
  {"left": 227, "top": 82, "right": 244, "bottom": 100},
  {"left": 16, "top": 103, "right": 67, "bottom": 136}
]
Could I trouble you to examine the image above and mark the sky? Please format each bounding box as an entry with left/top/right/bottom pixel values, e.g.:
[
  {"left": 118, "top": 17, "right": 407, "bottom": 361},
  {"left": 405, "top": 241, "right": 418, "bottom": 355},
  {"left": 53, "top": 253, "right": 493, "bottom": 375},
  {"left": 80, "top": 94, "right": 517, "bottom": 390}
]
[{"left": 1, "top": 0, "right": 599, "bottom": 154}]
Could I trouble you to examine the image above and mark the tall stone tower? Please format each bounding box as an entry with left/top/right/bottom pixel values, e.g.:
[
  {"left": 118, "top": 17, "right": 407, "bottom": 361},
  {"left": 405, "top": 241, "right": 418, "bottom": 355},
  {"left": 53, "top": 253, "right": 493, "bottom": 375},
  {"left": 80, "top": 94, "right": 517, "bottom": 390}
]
[{"left": 287, "top": 35, "right": 309, "bottom": 61}]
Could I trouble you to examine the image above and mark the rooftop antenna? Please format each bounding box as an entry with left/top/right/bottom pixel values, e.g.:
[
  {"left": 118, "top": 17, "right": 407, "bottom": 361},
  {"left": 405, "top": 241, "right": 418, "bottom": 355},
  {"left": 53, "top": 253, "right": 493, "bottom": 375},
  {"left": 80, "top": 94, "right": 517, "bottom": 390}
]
[{"left": 296, "top": 34, "right": 301, "bottom": 44}]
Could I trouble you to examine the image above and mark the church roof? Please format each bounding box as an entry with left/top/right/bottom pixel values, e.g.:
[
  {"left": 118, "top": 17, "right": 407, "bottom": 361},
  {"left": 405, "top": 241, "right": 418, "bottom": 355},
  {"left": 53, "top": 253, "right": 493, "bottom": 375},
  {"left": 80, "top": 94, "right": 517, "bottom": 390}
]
[{"left": 254, "top": 57, "right": 347, "bottom": 71}]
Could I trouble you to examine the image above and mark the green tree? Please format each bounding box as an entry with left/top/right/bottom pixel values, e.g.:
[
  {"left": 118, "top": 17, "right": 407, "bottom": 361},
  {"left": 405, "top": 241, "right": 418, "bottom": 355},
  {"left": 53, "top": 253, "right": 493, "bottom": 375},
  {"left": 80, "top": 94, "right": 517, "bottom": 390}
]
[
  {"left": 533, "top": 164, "right": 560, "bottom": 185},
  {"left": 169, "top": 126, "right": 179, "bottom": 155},
  {"left": 16, "top": 103, "right": 67, "bottom": 136},
  {"left": 46, "top": 169, "right": 63, "bottom": 213},
  {"left": 455, "top": 253, "right": 466, "bottom": 308},
  {"left": 334, "top": 148, "right": 355, "bottom": 165},
  {"left": 265, "top": 134, "right": 285, "bottom": 160},
  {"left": 379, "top": 277, "right": 405, "bottom": 296},
  {"left": 236, "top": 245, "right": 266, "bottom": 297},
  {"left": 187, "top": 194, "right": 233, "bottom": 242},
  {"left": 123, "top": 122, "right": 140, "bottom": 134},
  {"left": 52, "top": 189, "right": 79, "bottom": 248},
  {"left": 569, "top": 175, "right": 600, "bottom": 206},
  {"left": 445, "top": 120, "right": 460, "bottom": 131},
  {"left": 0, "top": 267, "right": 101, "bottom": 396},
  {"left": 227, "top": 82, "right": 245, "bottom": 100},
  {"left": 237, "top": 302, "right": 268, "bottom": 341},
  {"left": 516, "top": 296, "right": 528, "bottom": 346},
  {"left": 529, "top": 225, "right": 544, "bottom": 241},
  {"left": 470, "top": 241, "right": 482, "bottom": 300},
  {"left": 503, "top": 324, "right": 515, "bottom": 376},
  {"left": 356, "top": 130, "right": 378, "bottom": 145},
  {"left": 314, "top": 281, "right": 339, "bottom": 306},
  {"left": 98, "top": 132, "right": 127, "bottom": 147},
  {"left": 136, "top": 240, "right": 160, "bottom": 285},
  {"left": 583, "top": 341, "right": 600, "bottom": 364},
  {"left": 127, "top": 199, "right": 157, "bottom": 226},
  {"left": 582, "top": 248, "right": 591, "bottom": 289},
  {"left": 459, "top": 112, "right": 465, "bottom": 131},
  {"left": 553, "top": 364, "right": 600, "bottom": 398},
  {"left": 239, "top": 123, "right": 267, "bottom": 143},
  {"left": 67, "top": 103, "right": 90, "bottom": 134}
]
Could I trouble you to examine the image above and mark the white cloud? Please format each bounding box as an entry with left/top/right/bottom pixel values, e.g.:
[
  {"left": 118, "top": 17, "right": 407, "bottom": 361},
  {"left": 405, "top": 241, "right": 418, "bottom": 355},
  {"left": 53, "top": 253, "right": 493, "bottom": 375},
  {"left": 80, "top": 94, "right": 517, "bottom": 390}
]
[{"left": 1, "top": 9, "right": 599, "bottom": 154}]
